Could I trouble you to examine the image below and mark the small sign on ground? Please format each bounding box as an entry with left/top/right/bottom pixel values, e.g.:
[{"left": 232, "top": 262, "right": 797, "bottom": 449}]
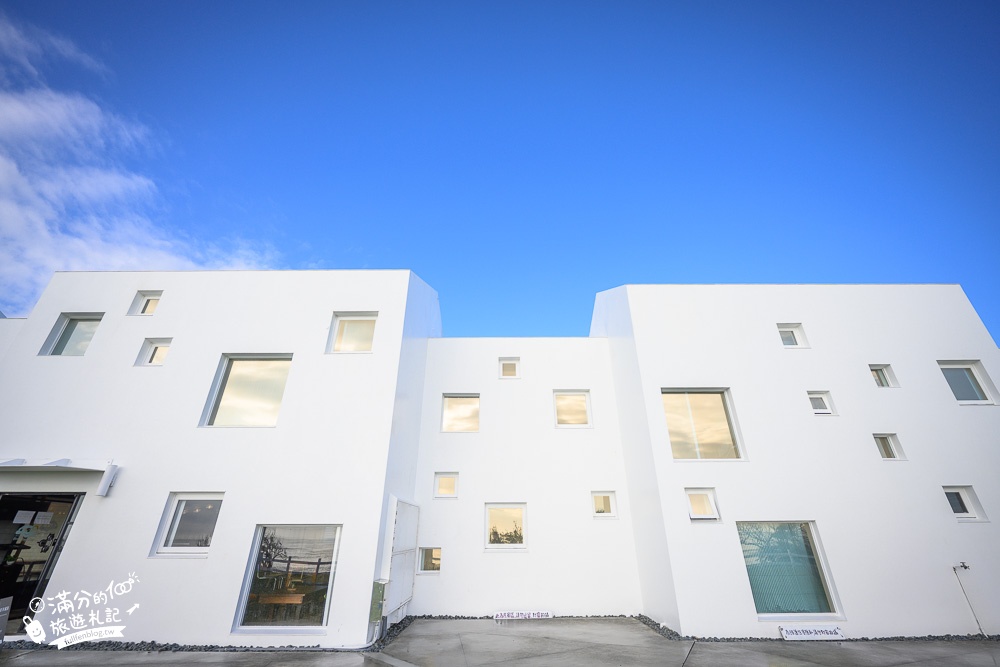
[{"left": 779, "top": 624, "right": 846, "bottom": 640}]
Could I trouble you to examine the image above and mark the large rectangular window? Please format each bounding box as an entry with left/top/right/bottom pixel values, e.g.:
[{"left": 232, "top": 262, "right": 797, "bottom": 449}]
[
  {"left": 206, "top": 356, "right": 292, "bottom": 427},
  {"left": 238, "top": 525, "right": 342, "bottom": 627},
  {"left": 44, "top": 314, "right": 104, "bottom": 356},
  {"left": 485, "top": 503, "right": 525, "bottom": 549},
  {"left": 442, "top": 395, "right": 480, "bottom": 432},
  {"left": 737, "top": 522, "right": 833, "bottom": 615},
  {"left": 662, "top": 391, "right": 740, "bottom": 459}
]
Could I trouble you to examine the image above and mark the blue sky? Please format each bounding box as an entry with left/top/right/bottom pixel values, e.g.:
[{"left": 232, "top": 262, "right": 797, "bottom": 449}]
[{"left": 0, "top": 2, "right": 997, "bottom": 340}]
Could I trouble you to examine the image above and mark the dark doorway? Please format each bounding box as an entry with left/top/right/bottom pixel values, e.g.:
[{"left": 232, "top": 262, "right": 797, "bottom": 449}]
[{"left": 0, "top": 493, "right": 83, "bottom": 636}]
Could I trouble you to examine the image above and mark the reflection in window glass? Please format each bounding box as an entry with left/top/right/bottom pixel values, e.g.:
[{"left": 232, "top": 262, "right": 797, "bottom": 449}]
[
  {"left": 141, "top": 297, "right": 160, "bottom": 314},
  {"left": 946, "top": 491, "right": 969, "bottom": 514},
  {"left": 164, "top": 499, "right": 223, "bottom": 548},
  {"left": 662, "top": 392, "right": 739, "bottom": 459},
  {"left": 419, "top": 548, "right": 441, "bottom": 571},
  {"left": 687, "top": 492, "right": 717, "bottom": 519},
  {"left": 334, "top": 318, "right": 376, "bottom": 352},
  {"left": 240, "top": 525, "right": 341, "bottom": 627},
  {"left": 737, "top": 522, "right": 832, "bottom": 614},
  {"left": 208, "top": 358, "right": 291, "bottom": 426},
  {"left": 435, "top": 474, "right": 457, "bottom": 497},
  {"left": 442, "top": 395, "right": 479, "bottom": 432},
  {"left": 779, "top": 330, "right": 798, "bottom": 346},
  {"left": 487, "top": 505, "right": 524, "bottom": 547},
  {"left": 941, "top": 368, "right": 987, "bottom": 401},
  {"left": 149, "top": 345, "right": 170, "bottom": 365},
  {"left": 555, "top": 393, "right": 589, "bottom": 425},
  {"left": 593, "top": 495, "right": 611, "bottom": 514},
  {"left": 52, "top": 318, "right": 101, "bottom": 356},
  {"left": 874, "top": 435, "right": 896, "bottom": 459}
]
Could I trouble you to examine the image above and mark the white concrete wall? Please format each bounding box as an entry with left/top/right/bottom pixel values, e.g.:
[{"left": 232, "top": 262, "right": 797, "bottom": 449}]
[
  {"left": 409, "top": 337, "right": 643, "bottom": 617},
  {"left": 613, "top": 284, "right": 1000, "bottom": 638},
  {"left": 0, "top": 270, "right": 437, "bottom": 648}
]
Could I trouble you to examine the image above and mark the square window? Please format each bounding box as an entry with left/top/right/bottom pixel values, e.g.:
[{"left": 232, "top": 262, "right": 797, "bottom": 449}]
[
  {"left": 442, "top": 395, "right": 479, "bottom": 432},
  {"left": 591, "top": 491, "right": 617, "bottom": 517},
  {"left": 43, "top": 314, "right": 104, "bottom": 356},
  {"left": 777, "top": 323, "right": 808, "bottom": 348},
  {"left": 434, "top": 473, "right": 459, "bottom": 498},
  {"left": 328, "top": 312, "right": 377, "bottom": 353},
  {"left": 205, "top": 356, "right": 292, "bottom": 427},
  {"left": 686, "top": 489, "right": 720, "bottom": 520},
  {"left": 662, "top": 390, "right": 740, "bottom": 459},
  {"left": 418, "top": 547, "right": 441, "bottom": 572},
  {"left": 237, "top": 525, "right": 342, "bottom": 627},
  {"left": 943, "top": 486, "right": 987, "bottom": 522},
  {"left": 938, "top": 362, "right": 992, "bottom": 404},
  {"left": 128, "top": 291, "right": 163, "bottom": 316},
  {"left": 873, "top": 433, "right": 904, "bottom": 460},
  {"left": 499, "top": 357, "right": 520, "bottom": 379},
  {"left": 869, "top": 365, "right": 895, "bottom": 387},
  {"left": 152, "top": 493, "right": 224, "bottom": 556},
  {"left": 737, "top": 522, "right": 835, "bottom": 614},
  {"left": 808, "top": 391, "right": 835, "bottom": 415},
  {"left": 554, "top": 391, "right": 591, "bottom": 427},
  {"left": 485, "top": 503, "right": 526, "bottom": 549},
  {"left": 136, "top": 338, "right": 172, "bottom": 366}
]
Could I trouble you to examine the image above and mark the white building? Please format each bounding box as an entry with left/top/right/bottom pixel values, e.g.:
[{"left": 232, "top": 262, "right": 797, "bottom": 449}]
[{"left": 0, "top": 271, "right": 997, "bottom": 647}]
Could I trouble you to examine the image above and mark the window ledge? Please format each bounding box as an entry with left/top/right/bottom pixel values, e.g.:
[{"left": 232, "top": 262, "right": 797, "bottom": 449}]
[
  {"left": 231, "top": 627, "right": 328, "bottom": 636},
  {"left": 956, "top": 517, "right": 990, "bottom": 524},
  {"left": 956, "top": 401, "right": 996, "bottom": 406},
  {"left": 148, "top": 553, "right": 210, "bottom": 559},
  {"left": 757, "top": 613, "right": 844, "bottom": 623}
]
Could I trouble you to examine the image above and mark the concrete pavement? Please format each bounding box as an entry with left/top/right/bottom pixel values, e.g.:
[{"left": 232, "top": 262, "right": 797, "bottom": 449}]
[{"left": 1, "top": 617, "right": 998, "bottom": 666}]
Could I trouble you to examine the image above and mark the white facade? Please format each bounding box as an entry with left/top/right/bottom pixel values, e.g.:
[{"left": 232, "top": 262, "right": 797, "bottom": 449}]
[{"left": 0, "top": 273, "right": 997, "bottom": 647}]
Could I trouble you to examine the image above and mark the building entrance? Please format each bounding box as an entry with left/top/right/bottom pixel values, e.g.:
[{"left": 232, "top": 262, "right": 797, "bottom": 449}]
[{"left": 0, "top": 493, "right": 82, "bottom": 636}]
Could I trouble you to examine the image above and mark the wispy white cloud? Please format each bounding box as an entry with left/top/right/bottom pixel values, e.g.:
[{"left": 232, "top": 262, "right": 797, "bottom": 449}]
[{"left": 0, "top": 14, "right": 276, "bottom": 317}]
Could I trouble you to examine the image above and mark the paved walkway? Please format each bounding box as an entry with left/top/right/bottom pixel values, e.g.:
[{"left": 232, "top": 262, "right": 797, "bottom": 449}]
[{"left": 1, "top": 618, "right": 998, "bottom": 666}]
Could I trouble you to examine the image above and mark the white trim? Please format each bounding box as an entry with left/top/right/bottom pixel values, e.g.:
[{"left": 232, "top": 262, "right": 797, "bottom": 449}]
[{"left": 150, "top": 492, "right": 224, "bottom": 557}]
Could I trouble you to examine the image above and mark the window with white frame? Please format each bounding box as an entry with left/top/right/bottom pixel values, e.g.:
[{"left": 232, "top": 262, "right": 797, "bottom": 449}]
[
  {"left": 485, "top": 503, "right": 525, "bottom": 549},
  {"left": 418, "top": 547, "right": 441, "bottom": 572},
  {"left": 152, "top": 493, "right": 224, "bottom": 556},
  {"left": 873, "top": 433, "right": 904, "bottom": 460},
  {"left": 442, "top": 395, "right": 479, "bottom": 432},
  {"left": 554, "top": 391, "right": 591, "bottom": 427},
  {"left": 686, "top": 488, "right": 720, "bottom": 520},
  {"left": 434, "top": 473, "right": 458, "bottom": 498},
  {"left": 128, "top": 291, "right": 162, "bottom": 316},
  {"left": 236, "top": 524, "right": 342, "bottom": 627},
  {"left": 591, "top": 491, "right": 617, "bottom": 517},
  {"left": 661, "top": 390, "right": 741, "bottom": 459},
  {"left": 136, "top": 338, "right": 172, "bottom": 366},
  {"left": 869, "top": 364, "right": 896, "bottom": 387},
  {"left": 328, "top": 312, "right": 377, "bottom": 352},
  {"left": 777, "top": 323, "right": 808, "bottom": 348},
  {"left": 943, "top": 486, "right": 988, "bottom": 522},
  {"left": 42, "top": 313, "right": 104, "bottom": 356},
  {"left": 938, "top": 362, "right": 993, "bottom": 404},
  {"left": 205, "top": 355, "right": 292, "bottom": 427},
  {"left": 499, "top": 357, "right": 520, "bottom": 378},
  {"left": 808, "top": 391, "right": 835, "bottom": 415},
  {"left": 737, "top": 522, "right": 835, "bottom": 615}
]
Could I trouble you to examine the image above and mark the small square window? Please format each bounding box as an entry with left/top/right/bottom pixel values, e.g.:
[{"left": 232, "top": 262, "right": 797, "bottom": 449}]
[
  {"left": 485, "top": 503, "right": 526, "bottom": 549},
  {"left": 808, "top": 391, "right": 835, "bottom": 415},
  {"left": 499, "top": 357, "right": 520, "bottom": 379},
  {"left": 777, "top": 323, "right": 808, "bottom": 348},
  {"left": 328, "top": 312, "right": 377, "bottom": 353},
  {"left": 418, "top": 547, "right": 441, "bottom": 572},
  {"left": 938, "top": 362, "right": 993, "bottom": 404},
  {"left": 42, "top": 313, "right": 104, "bottom": 356},
  {"left": 592, "top": 491, "right": 617, "bottom": 518},
  {"left": 204, "top": 356, "right": 292, "bottom": 427},
  {"left": 943, "top": 486, "right": 987, "bottom": 522},
  {"left": 128, "top": 291, "right": 163, "bottom": 316},
  {"left": 686, "top": 488, "right": 720, "bottom": 520},
  {"left": 873, "top": 434, "right": 904, "bottom": 460},
  {"left": 434, "top": 473, "right": 458, "bottom": 498},
  {"left": 869, "top": 365, "right": 896, "bottom": 387},
  {"left": 554, "top": 391, "right": 591, "bottom": 427},
  {"left": 442, "top": 395, "right": 479, "bottom": 432},
  {"left": 662, "top": 390, "right": 741, "bottom": 459},
  {"left": 136, "top": 338, "right": 172, "bottom": 366},
  {"left": 151, "top": 493, "right": 224, "bottom": 556}
]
